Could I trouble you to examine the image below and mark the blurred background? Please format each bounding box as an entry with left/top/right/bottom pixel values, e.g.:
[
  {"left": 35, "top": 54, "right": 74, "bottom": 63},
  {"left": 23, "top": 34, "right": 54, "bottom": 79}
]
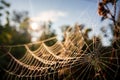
[{"left": 0, "top": 0, "right": 119, "bottom": 45}]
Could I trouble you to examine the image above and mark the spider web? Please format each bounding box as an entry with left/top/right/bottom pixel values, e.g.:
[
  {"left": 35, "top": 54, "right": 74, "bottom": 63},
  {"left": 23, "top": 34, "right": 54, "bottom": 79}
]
[{"left": 0, "top": 26, "right": 119, "bottom": 80}]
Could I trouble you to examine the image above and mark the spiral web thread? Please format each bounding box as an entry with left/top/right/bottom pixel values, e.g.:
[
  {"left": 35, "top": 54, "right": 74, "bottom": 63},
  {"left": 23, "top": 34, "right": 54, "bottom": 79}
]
[{"left": 0, "top": 26, "right": 120, "bottom": 80}]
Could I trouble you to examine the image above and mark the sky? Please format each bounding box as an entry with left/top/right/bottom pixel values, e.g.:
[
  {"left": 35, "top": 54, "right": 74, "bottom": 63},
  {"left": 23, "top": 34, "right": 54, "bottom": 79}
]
[
  {"left": 4, "top": 0, "right": 120, "bottom": 45},
  {"left": 6, "top": 0, "right": 101, "bottom": 28}
]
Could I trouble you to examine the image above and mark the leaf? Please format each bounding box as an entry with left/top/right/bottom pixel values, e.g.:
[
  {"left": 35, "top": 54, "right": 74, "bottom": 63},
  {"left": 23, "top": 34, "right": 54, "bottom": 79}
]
[
  {"left": 0, "top": 13, "right": 2, "bottom": 16},
  {"left": 0, "top": 6, "right": 4, "bottom": 9},
  {"left": 5, "top": 11, "right": 9, "bottom": 15},
  {"left": 5, "top": 33, "right": 12, "bottom": 40},
  {"left": 1, "top": 0, "right": 10, "bottom": 7},
  {"left": 86, "top": 28, "right": 92, "bottom": 32},
  {"left": 101, "top": 17, "right": 106, "bottom": 21}
]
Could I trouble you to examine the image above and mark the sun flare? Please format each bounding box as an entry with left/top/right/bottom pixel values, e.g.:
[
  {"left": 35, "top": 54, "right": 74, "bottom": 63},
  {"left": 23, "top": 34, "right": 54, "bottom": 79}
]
[{"left": 30, "top": 22, "right": 39, "bottom": 31}]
